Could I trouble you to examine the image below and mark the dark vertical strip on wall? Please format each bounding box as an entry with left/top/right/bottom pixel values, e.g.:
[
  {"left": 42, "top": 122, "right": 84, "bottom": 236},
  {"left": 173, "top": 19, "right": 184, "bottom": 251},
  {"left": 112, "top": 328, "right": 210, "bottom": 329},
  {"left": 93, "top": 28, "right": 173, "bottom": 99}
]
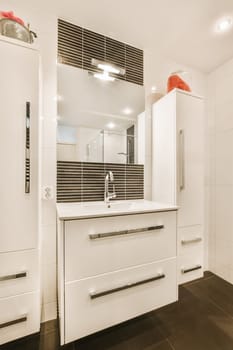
[{"left": 57, "top": 161, "right": 144, "bottom": 203}]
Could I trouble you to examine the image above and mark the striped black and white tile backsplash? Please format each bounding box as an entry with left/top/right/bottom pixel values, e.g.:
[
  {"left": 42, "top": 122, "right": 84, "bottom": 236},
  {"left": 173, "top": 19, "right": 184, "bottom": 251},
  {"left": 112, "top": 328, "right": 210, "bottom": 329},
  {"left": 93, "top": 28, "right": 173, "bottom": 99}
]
[
  {"left": 58, "top": 19, "right": 144, "bottom": 86},
  {"left": 57, "top": 161, "right": 144, "bottom": 203}
]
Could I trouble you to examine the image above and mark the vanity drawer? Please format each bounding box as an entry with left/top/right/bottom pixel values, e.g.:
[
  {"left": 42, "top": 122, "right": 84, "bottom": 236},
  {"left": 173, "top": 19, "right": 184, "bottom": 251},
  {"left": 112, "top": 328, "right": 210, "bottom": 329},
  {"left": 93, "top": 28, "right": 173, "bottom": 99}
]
[
  {"left": 177, "top": 225, "right": 203, "bottom": 257},
  {"left": 0, "top": 291, "right": 40, "bottom": 345},
  {"left": 65, "top": 211, "right": 177, "bottom": 281},
  {"left": 0, "top": 250, "right": 39, "bottom": 298},
  {"left": 64, "top": 258, "right": 177, "bottom": 342},
  {"left": 177, "top": 255, "right": 203, "bottom": 285}
]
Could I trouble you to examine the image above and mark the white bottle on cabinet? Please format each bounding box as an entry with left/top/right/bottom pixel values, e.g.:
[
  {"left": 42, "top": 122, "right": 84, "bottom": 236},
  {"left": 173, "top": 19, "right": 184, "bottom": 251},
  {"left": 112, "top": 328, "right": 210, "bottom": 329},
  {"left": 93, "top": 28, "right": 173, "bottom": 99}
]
[
  {"left": 152, "top": 88, "right": 204, "bottom": 284},
  {"left": 0, "top": 36, "right": 40, "bottom": 345}
]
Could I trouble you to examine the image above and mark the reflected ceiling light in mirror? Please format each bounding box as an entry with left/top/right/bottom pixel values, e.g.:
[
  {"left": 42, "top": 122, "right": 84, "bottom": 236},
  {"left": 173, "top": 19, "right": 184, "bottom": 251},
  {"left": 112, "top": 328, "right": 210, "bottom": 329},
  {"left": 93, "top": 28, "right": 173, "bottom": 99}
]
[
  {"left": 107, "top": 122, "right": 115, "bottom": 129},
  {"left": 216, "top": 17, "right": 233, "bottom": 33},
  {"left": 151, "top": 86, "right": 157, "bottom": 93},
  {"left": 94, "top": 71, "right": 115, "bottom": 82},
  {"left": 123, "top": 107, "right": 133, "bottom": 115},
  {"left": 92, "top": 58, "right": 125, "bottom": 76}
]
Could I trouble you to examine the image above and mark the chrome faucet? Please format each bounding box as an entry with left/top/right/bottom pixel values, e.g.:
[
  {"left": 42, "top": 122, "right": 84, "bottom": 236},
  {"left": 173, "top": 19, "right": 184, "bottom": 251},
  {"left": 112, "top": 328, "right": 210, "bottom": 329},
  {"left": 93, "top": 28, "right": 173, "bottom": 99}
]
[{"left": 104, "top": 171, "right": 116, "bottom": 204}]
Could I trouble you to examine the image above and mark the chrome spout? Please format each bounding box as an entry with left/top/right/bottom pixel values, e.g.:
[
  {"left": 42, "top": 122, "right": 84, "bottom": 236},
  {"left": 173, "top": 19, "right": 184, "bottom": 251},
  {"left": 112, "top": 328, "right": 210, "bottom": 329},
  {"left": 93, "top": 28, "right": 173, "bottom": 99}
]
[{"left": 104, "top": 171, "right": 116, "bottom": 204}]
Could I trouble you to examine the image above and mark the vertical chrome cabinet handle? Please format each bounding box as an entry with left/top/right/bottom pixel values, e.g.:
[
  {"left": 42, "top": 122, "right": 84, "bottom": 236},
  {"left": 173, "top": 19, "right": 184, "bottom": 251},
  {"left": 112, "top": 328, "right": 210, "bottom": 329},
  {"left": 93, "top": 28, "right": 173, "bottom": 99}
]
[
  {"left": 25, "top": 102, "right": 30, "bottom": 193},
  {"left": 179, "top": 129, "right": 185, "bottom": 191}
]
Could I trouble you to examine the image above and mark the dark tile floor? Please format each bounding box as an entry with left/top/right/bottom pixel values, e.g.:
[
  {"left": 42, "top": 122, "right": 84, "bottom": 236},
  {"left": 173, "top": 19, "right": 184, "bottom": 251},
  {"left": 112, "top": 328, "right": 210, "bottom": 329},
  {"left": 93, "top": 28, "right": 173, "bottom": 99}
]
[{"left": 2, "top": 271, "right": 233, "bottom": 350}]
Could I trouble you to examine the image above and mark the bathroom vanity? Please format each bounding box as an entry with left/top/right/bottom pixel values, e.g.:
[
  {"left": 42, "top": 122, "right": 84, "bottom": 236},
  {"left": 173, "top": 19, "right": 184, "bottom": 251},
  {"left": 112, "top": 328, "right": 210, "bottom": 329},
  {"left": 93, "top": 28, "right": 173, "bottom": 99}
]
[{"left": 57, "top": 200, "right": 178, "bottom": 344}]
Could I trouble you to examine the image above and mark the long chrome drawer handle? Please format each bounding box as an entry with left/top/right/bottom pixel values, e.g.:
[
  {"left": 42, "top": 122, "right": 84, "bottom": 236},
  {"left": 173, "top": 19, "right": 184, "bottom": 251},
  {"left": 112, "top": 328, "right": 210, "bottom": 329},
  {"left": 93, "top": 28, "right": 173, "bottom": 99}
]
[
  {"left": 0, "top": 272, "right": 27, "bottom": 282},
  {"left": 0, "top": 314, "right": 27, "bottom": 329},
  {"left": 89, "top": 225, "right": 164, "bottom": 240},
  {"left": 181, "top": 237, "right": 202, "bottom": 245},
  {"left": 181, "top": 265, "right": 202, "bottom": 274},
  {"left": 89, "top": 273, "right": 166, "bottom": 299}
]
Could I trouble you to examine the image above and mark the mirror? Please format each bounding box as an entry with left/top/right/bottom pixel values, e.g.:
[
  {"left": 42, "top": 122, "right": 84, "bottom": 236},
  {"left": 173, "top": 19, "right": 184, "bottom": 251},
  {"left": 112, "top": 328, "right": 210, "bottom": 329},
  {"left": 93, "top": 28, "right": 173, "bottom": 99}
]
[{"left": 57, "top": 64, "right": 145, "bottom": 164}]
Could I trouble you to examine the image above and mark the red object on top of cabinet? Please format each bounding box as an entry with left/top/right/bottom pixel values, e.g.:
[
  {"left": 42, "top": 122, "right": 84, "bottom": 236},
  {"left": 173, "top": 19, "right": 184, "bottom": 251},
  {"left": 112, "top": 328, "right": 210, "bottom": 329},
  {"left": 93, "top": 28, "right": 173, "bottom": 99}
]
[{"left": 167, "top": 74, "right": 191, "bottom": 93}]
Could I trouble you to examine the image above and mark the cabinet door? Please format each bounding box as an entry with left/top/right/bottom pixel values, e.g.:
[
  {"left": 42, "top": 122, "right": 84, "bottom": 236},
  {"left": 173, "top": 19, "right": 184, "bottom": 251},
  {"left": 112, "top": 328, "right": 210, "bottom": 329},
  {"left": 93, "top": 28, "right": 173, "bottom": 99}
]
[
  {"left": 65, "top": 212, "right": 177, "bottom": 281},
  {"left": 65, "top": 258, "right": 177, "bottom": 342},
  {"left": 176, "top": 92, "right": 204, "bottom": 227},
  {"left": 152, "top": 93, "right": 177, "bottom": 205},
  {"left": 0, "top": 41, "right": 39, "bottom": 252}
]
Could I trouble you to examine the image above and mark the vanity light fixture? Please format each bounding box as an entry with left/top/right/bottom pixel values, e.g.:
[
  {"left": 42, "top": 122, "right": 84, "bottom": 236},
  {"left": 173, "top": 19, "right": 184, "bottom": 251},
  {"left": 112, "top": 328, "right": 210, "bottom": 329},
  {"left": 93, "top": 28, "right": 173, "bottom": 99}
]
[
  {"left": 94, "top": 71, "right": 115, "bottom": 82},
  {"left": 98, "top": 63, "right": 120, "bottom": 74},
  {"left": 92, "top": 58, "right": 126, "bottom": 76},
  {"left": 216, "top": 17, "right": 233, "bottom": 33}
]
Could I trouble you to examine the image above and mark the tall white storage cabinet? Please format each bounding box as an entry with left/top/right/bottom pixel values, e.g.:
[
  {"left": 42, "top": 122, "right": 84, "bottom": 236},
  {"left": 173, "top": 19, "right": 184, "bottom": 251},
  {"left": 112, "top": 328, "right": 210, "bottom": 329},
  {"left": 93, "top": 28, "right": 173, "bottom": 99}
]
[
  {"left": 152, "top": 89, "right": 204, "bottom": 284},
  {"left": 0, "top": 36, "right": 40, "bottom": 345}
]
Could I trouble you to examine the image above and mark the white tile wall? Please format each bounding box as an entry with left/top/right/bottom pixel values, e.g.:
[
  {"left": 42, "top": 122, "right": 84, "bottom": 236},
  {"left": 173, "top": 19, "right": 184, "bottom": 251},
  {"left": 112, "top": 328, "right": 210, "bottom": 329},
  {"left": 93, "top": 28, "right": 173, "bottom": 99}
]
[{"left": 207, "top": 58, "right": 233, "bottom": 283}]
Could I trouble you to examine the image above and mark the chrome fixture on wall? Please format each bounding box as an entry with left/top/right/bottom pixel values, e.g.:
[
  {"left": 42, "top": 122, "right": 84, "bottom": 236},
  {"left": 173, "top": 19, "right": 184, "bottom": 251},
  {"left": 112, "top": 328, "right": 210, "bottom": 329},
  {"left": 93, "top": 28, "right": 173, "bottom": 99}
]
[
  {"left": 91, "top": 58, "right": 125, "bottom": 82},
  {"left": 104, "top": 171, "right": 116, "bottom": 205}
]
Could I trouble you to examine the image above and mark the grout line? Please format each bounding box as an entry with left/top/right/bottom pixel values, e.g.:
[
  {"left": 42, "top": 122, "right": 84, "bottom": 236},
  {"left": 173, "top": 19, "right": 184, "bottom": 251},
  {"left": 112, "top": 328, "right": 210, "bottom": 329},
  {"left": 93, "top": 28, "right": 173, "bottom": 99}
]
[
  {"left": 166, "top": 338, "right": 176, "bottom": 350},
  {"left": 200, "top": 293, "right": 233, "bottom": 321},
  {"left": 182, "top": 274, "right": 214, "bottom": 287},
  {"left": 156, "top": 323, "right": 176, "bottom": 350},
  {"left": 184, "top": 274, "right": 233, "bottom": 321}
]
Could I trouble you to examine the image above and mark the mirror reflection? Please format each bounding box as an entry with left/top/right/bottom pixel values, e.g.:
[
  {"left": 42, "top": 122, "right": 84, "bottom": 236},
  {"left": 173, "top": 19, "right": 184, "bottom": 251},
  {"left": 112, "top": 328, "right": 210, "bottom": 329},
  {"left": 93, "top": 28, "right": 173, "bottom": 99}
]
[{"left": 57, "top": 64, "right": 145, "bottom": 164}]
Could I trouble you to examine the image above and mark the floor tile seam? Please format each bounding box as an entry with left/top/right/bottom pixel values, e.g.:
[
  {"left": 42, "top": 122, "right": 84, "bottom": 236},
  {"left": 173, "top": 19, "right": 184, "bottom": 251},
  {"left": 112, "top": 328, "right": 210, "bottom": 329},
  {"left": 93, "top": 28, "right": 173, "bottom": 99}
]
[
  {"left": 205, "top": 297, "right": 233, "bottom": 321},
  {"left": 182, "top": 275, "right": 214, "bottom": 288},
  {"left": 156, "top": 324, "right": 176, "bottom": 350},
  {"left": 165, "top": 337, "right": 176, "bottom": 350},
  {"left": 185, "top": 284, "right": 233, "bottom": 321}
]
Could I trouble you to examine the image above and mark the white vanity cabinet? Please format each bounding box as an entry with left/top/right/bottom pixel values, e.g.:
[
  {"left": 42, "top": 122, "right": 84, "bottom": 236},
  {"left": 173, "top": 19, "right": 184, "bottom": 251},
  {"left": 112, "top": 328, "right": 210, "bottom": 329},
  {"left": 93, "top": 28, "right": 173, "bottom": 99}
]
[
  {"left": 0, "top": 36, "right": 40, "bottom": 345},
  {"left": 152, "top": 89, "right": 204, "bottom": 284},
  {"left": 57, "top": 206, "right": 178, "bottom": 345}
]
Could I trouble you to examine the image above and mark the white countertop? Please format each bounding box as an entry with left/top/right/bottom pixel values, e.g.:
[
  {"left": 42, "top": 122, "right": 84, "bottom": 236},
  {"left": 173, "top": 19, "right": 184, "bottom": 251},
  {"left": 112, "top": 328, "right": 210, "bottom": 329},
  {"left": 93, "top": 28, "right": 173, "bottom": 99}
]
[{"left": 57, "top": 200, "right": 178, "bottom": 220}]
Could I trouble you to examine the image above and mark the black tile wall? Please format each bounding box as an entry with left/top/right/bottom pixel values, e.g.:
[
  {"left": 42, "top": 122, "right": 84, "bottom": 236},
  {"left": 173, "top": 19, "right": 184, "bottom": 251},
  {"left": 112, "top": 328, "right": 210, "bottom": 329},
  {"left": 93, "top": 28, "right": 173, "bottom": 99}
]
[
  {"left": 57, "top": 161, "right": 144, "bottom": 203},
  {"left": 58, "top": 19, "right": 144, "bottom": 86}
]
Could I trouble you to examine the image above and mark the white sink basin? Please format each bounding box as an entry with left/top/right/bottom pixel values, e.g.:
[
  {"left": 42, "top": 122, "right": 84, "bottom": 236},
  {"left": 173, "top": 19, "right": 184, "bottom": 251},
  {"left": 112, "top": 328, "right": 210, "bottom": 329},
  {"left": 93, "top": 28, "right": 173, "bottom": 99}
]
[
  {"left": 57, "top": 200, "right": 178, "bottom": 220},
  {"left": 83, "top": 201, "right": 135, "bottom": 211}
]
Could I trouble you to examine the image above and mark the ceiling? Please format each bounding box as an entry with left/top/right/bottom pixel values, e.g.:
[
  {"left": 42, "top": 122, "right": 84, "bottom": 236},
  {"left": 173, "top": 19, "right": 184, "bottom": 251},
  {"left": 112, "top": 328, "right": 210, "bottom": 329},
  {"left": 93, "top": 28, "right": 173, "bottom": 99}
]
[
  {"left": 7, "top": 0, "right": 233, "bottom": 72},
  {"left": 53, "top": 0, "right": 233, "bottom": 73}
]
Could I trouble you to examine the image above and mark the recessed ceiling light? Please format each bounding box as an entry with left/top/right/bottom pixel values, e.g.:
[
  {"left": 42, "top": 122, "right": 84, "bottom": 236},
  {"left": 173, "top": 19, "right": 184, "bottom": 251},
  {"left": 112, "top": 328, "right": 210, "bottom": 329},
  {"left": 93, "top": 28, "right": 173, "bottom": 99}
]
[
  {"left": 94, "top": 71, "right": 115, "bottom": 82},
  {"left": 123, "top": 108, "right": 133, "bottom": 115},
  {"left": 107, "top": 122, "right": 115, "bottom": 129},
  {"left": 216, "top": 17, "right": 233, "bottom": 33}
]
